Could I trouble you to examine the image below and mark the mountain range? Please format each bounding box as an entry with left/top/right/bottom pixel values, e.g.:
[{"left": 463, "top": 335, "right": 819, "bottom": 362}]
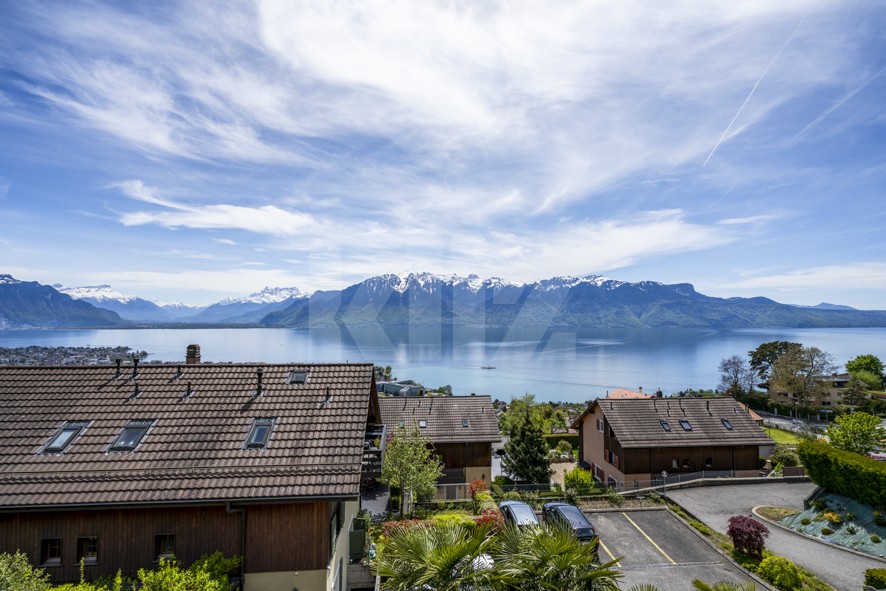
[{"left": 3, "top": 272, "right": 886, "bottom": 330}]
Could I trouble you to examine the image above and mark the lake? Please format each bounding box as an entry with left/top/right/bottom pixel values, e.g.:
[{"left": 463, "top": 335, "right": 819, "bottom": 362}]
[{"left": 1, "top": 326, "right": 883, "bottom": 403}]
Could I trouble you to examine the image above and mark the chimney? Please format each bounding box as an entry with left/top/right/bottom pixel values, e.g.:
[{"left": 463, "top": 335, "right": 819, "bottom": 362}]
[
  {"left": 131, "top": 357, "right": 139, "bottom": 380},
  {"left": 114, "top": 358, "right": 122, "bottom": 379},
  {"left": 638, "top": 386, "right": 643, "bottom": 393},
  {"left": 656, "top": 389, "right": 663, "bottom": 398},
  {"left": 186, "top": 344, "right": 201, "bottom": 365},
  {"left": 256, "top": 366, "right": 263, "bottom": 397}
]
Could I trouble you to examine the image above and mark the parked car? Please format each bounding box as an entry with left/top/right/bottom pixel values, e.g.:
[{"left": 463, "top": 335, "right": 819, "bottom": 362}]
[
  {"left": 542, "top": 502, "right": 598, "bottom": 547},
  {"left": 499, "top": 500, "right": 540, "bottom": 528}
]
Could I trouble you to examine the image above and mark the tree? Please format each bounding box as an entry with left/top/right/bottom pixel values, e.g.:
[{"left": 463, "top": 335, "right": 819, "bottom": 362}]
[
  {"left": 726, "top": 515, "right": 768, "bottom": 558},
  {"left": 846, "top": 354, "right": 885, "bottom": 384},
  {"left": 502, "top": 407, "right": 551, "bottom": 484},
  {"left": 769, "top": 346, "right": 837, "bottom": 409},
  {"left": 826, "top": 411, "right": 885, "bottom": 455},
  {"left": 381, "top": 425, "right": 444, "bottom": 516},
  {"left": 851, "top": 370, "right": 881, "bottom": 392},
  {"left": 842, "top": 378, "right": 869, "bottom": 406},
  {"left": 495, "top": 522, "right": 622, "bottom": 591},
  {"left": 718, "top": 355, "right": 755, "bottom": 397},
  {"left": 374, "top": 522, "right": 499, "bottom": 591},
  {"left": 748, "top": 341, "right": 802, "bottom": 381},
  {"left": 498, "top": 394, "right": 537, "bottom": 436}
]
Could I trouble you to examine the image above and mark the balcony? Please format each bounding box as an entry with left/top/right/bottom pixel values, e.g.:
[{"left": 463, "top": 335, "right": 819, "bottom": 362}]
[{"left": 362, "top": 424, "right": 386, "bottom": 476}]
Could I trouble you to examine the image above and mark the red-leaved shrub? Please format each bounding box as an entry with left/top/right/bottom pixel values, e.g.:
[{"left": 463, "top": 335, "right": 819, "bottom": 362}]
[
  {"left": 382, "top": 519, "right": 430, "bottom": 538},
  {"left": 469, "top": 479, "right": 488, "bottom": 500},
  {"left": 727, "top": 515, "right": 769, "bottom": 558},
  {"left": 473, "top": 508, "right": 504, "bottom": 529}
]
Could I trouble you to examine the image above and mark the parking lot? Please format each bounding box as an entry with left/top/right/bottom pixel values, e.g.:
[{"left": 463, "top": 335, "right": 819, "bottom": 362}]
[{"left": 589, "top": 508, "right": 760, "bottom": 591}]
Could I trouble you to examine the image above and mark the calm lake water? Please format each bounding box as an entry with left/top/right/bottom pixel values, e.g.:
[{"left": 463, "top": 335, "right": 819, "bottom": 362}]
[{"left": 1, "top": 326, "right": 884, "bottom": 403}]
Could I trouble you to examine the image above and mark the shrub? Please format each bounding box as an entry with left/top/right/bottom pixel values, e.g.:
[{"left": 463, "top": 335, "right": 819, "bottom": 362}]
[
  {"left": 845, "top": 511, "right": 856, "bottom": 522},
  {"left": 646, "top": 491, "right": 664, "bottom": 504},
  {"left": 798, "top": 440, "right": 886, "bottom": 508},
  {"left": 726, "top": 515, "right": 769, "bottom": 558},
  {"left": 473, "top": 508, "right": 504, "bottom": 529},
  {"left": 382, "top": 519, "right": 430, "bottom": 537},
  {"left": 847, "top": 525, "right": 858, "bottom": 534},
  {"left": 770, "top": 444, "right": 800, "bottom": 467},
  {"left": 875, "top": 511, "right": 886, "bottom": 527},
  {"left": 872, "top": 534, "right": 882, "bottom": 543},
  {"left": 503, "top": 491, "right": 522, "bottom": 501},
  {"left": 809, "top": 498, "right": 828, "bottom": 511},
  {"left": 0, "top": 552, "right": 51, "bottom": 591},
  {"left": 563, "top": 466, "right": 595, "bottom": 495},
  {"left": 758, "top": 555, "right": 802, "bottom": 591},
  {"left": 604, "top": 488, "right": 624, "bottom": 507},
  {"left": 493, "top": 475, "right": 513, "bottom": 486},
  {"left": 866, "top": 568, "right": 886, "bottom": 590},
  {"left": 475, "top": 490, "right": 494, "bottom": 503},
  {"left": 431, "top": 512, "right": 475, "bottom": 527},
  {"left": 800, "top": 518, "right": 811, "bottom": 525},
  {"left": 469, "top": 479, "right": 488, "bottom": 500},
  {"left": 821, "top": 527, "right": 833, "bottom": 535},
  {"left": 823, "top": 511, "right": 842, "bottom": 525}
]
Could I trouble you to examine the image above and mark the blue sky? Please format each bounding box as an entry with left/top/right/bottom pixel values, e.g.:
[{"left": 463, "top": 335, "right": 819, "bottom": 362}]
[{"left": 1, "top": 0, "right": 885, "bottom": 308}]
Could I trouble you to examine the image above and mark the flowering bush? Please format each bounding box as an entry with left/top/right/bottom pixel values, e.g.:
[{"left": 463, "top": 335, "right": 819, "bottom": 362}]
[
  {"left": 823, "top": 511, "right": 842, "bottom": 525},
  {"left": 473, "top": 508, "right": 504, "bottom": 529},
  {"left": 469, "top": 479, "right": 488, "bottom": 499}
]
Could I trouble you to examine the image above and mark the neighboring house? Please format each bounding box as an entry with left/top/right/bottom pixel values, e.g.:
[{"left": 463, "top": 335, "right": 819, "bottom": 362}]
[
  {"left": 605, "top": 387, "right": 655, "bottom": 399},
  {"left": 377, "top": 395, "right": 500, "bottom": 485},
  {"left": 760, "top": 372, "right": 867, "bottom": 407},
  {"left": 573, "top": 397, "right": 774, "bottom": 489},
  {"left": 0, "top": 356, "right": 381, "bottom": 591}
]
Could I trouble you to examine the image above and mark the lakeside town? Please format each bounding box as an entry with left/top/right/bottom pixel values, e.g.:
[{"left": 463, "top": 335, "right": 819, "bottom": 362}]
[{"left": 1, "top": 342, "right": 885, "bottom": 591}]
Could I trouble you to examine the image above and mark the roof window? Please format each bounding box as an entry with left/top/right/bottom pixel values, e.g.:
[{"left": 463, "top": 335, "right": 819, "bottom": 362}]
[
  {"left": 418, "top": 419, "right": 428, "bottom": 428},
  {"left": 462, "top": 419, "right": 470, "bottom": 428},
  {"left": 43, "top": 420, "right": 89, "bottom": 454},
  {"left": 679, "top": 419, "right": 693, "bottom": 431},
  {"left": 660, "top": 420, "right": 671, "bottom": 432},
  {"left": 109, "top": 419, "right": 154, "bottom": 452},
  {"left": 721, "top": 418, "right": 734, "bottom": 430},
  {"left": 245, "top": 417, "right": 275, "bottom": 449},
  {"left": 286, "top": 370, "right": 309, "bottom": 385}
]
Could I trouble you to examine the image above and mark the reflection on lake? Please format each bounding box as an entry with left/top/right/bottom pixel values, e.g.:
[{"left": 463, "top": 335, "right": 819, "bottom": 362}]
[{"left": 1, "top": 326, "right": 884, "bottom": 403}]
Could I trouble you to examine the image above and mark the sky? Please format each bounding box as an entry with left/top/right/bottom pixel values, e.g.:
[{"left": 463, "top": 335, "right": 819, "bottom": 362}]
[{"left": 1, "top": 1, "right": 885, "bottom": 308}]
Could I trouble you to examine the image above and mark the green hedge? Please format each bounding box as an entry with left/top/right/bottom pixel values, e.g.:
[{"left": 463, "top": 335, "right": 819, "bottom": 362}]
[
  {"left": 543, "top": 433, "right": 578, "bottom": 448},
  {"left": 797, "top": 441, "right": 886, "bottom": 507},
  {"left": 866, "top": 568, "right": 886, "bottom": 590}
]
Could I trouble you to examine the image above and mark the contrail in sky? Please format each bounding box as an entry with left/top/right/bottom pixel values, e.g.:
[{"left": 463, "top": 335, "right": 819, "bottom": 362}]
[{"left": 703, "top": 6, "right": 813, "bottom": 167}]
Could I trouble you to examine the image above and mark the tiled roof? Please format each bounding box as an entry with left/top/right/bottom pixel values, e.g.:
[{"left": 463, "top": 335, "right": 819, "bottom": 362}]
[
  {"left": 591, "top": 397, "right": 773, "bottom": 449},
  {"left": 606, "top": 388, "right": 653, "bottom": 399},
  {"left": 0, "top": 363, "right": 376, "bottom": 508},
  {"left": 377, "top": 395, "right": 500, "bottom": 443}
]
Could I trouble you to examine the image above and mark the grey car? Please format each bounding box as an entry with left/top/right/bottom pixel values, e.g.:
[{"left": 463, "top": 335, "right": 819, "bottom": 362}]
[{"left": 499, "top": 500, "right": 540, "bottom": 528}]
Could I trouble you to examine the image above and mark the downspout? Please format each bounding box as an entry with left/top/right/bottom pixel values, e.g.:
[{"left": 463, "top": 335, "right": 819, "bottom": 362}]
[{"left": 226, "top": 502, "right": 246, "bottom": 584}]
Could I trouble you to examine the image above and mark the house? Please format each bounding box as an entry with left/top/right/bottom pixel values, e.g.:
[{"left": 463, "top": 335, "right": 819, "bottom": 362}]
[
  {"left": 377, "top": 380, "right": 426, "bottom": 397},
  {"left": 605, "top": 387, "right": 655, "bottom": 399},
  {"left": 0, "top": 354, "right": 381, "bottom": 591},
  {"left": 377, "top": 395, "right": 500, "bottom": 485},
  {"left": 760, "top": 372, "right": 867, "bottom": 407},
  {"left": 572, "top": 397, "right": 774, "bottom": 489}
]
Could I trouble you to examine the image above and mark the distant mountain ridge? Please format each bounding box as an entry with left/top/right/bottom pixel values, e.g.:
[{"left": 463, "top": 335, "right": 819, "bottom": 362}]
[{"left": 3, "top": 272, "right": 886, "bottom": 329}]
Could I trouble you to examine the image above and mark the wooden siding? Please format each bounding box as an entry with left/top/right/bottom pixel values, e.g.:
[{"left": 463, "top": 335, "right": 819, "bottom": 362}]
[
  {"left": 622, "top": 445, "right": 761, "bottom": 475},
  {"left": 245, "top": 502, "right": 329, "bottom": 573},
  {"left": 0, "top": 505, "right": 241, "bottom": 584},
  {"left": 434, "top": 442, "right": 491, "bottom": 469}
]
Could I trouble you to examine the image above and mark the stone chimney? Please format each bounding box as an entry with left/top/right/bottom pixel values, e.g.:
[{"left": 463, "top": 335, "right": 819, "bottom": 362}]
[{"left": 186, "top": 344, "right": 201, "bottom": 365}]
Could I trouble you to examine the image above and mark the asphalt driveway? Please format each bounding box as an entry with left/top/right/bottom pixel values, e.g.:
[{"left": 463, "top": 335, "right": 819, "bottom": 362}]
[
  {"left": 668, "top": 481, "right": 886, "bottom": 591},
  {"left": 590, "top": 508, "right": 758, "bottom": 591}
]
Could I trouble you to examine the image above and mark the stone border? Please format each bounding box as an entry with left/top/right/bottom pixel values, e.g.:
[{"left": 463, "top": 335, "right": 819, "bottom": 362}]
[{"left": 752, "top": 505, "right": 886, "bottom": 565}]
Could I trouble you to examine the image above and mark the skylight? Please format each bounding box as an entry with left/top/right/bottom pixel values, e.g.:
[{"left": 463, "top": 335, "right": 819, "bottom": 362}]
[
  {"left": 245, "top": 417, "right": 275, "bottom": 449},
  {"left": 418, "top": 419, "right": 427, "bottom": 428},
  {"left": 109, "top": 419, "right": 154, "bottom": 452},
  {"left": 463, "top": 419, "right": 470, "bottom": 427},
  {"left": 721, "top": 418, "right": 734, "bottom": 430},
  {"left": 679, "top": 420, "right": 693, "bottom": 431},
  {"left": 287, "top": 370, "right": 309, "bottom": 384},
  {"left": 43, "top": 420, "right": 89, "bottom": 453},
  {"left": 660, "top": 420, "right": 671, "bottom": 432}
]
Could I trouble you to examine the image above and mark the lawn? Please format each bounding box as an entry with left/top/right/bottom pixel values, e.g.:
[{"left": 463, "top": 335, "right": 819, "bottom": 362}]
[{"left": 766, "top": 426, "right": 802, "bottom": 445}]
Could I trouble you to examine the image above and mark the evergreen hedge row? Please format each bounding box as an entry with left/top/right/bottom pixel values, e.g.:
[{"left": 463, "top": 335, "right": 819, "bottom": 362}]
[
  {"left": 797, "top": 441, "right": 886, "bottom": 507},
  {"left": 542, "top": 433, "right": 579, "bottom": 448}
]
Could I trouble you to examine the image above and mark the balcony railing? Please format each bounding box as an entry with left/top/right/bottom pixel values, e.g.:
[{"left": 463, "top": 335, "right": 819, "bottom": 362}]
[{"left": 362, "top": 423, "right": 386, "bottom": 476}]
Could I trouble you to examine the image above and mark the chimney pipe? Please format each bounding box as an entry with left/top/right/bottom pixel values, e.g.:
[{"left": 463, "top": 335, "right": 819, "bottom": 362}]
[
  {"left": 638, "top": 386, "right": 643, "bottom": 393},
  {"left": 186, "top": 344, "right": 201, "bottom": 365},
  {"left": 131, "top": 357, "right": 139, "bottom": 380},
  {"left": 256, "top": 367, "right": 263, "bottom": 397},
  {"left": 114, "top": 358, "right": 122, "bottom": 379}
]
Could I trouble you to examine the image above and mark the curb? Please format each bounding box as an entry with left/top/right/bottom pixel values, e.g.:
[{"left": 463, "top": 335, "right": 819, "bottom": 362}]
[{"left": 752, "top": 505, "right": 886, "bottom": 565}]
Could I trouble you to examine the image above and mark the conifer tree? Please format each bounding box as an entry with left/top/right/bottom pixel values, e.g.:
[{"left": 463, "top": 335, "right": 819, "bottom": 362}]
[{"left": 503, "top": 407, "right": 552, "bottom": 484}]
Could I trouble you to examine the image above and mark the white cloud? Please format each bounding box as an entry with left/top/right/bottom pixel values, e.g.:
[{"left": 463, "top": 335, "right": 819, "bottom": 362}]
[{"left": 721, "top": 263, "right": 886, "bottom": 291}]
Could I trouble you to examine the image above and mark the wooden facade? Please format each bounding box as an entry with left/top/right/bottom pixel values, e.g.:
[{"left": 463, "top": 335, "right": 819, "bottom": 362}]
[
  {"left": 0, "top": 501, "right": 339, "bottom": 584},
  {"left": 435, "top": 442, "right": 492, "bottom": 469}
]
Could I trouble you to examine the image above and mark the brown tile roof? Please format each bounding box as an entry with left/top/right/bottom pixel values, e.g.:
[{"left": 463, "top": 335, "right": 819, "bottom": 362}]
[
  {"left": 0, "top": 363, "right": 376, "bottom": 508},
  {"left": 590, "top": 397, "right": 773, "bottom": 449},
  {"left": 377, "top": 395, "right": 500, "bottom": 444}
]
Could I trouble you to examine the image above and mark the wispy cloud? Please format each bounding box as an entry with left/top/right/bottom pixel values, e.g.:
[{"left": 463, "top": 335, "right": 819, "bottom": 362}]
[{"left": 722, "top": 263, "right": 886, "bottom": 291}]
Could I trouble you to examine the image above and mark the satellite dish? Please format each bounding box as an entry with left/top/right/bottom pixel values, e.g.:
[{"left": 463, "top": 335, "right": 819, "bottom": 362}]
[{"left": 661, "top": 471, "right": 668, "bottom": 479}]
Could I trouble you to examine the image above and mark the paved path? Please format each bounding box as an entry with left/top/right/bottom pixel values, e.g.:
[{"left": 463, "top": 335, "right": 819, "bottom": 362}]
[{"left": 669, "top": 482, "right": 884, "bottom": 591}]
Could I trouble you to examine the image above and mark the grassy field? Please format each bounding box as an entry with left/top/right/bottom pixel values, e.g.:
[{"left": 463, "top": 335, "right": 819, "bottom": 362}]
[{"left": 766, "top": 426, "right": 802, "bottom": 445}]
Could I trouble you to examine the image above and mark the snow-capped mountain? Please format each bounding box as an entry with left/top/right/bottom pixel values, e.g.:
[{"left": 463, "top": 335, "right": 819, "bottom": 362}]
[
  {"left": 58, "top": 284, "right": 173, "bottom": 322},
  {"left": 0, "top": 274, "right": 22, "bottom": 285},
  {"left": 218, "top": 286, "right": 306, "bottom": 305},
  {"left": 58, "top": 284, "right": 136, "bottom": 303},
  {"left": 0, "top": 276, "right": 126, "bottom": 328},
  {"left": 187, "top": 286, "right": 307, "bottom": 324}
]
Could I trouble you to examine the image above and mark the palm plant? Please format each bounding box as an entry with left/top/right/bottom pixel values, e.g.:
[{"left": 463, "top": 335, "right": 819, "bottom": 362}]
[
  {"left": 692, "top": 580, "right": 757, "bottom": 591},
  {"left": 494, "top": 522, "right": 622, "bottom": 591},
  {"left": 374, "top": 521, "right": 499, "bottom": 591}
]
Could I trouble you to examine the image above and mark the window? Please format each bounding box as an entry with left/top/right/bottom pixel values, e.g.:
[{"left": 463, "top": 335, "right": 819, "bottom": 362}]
[
  {"left": 705, "top": 458, "right": 713, "bottom": 468},
  {"left": 154, "top": 534, "right": 175, "bottom": 560},
  {"left": 398, "top": 420, "right": 405, "bottom": 428},
  {"left": 77, "top": 537, "right": 98, "bottom": 565},
  {"left": 660, "top": 420, "right": 671, "bottom": 432},
  {"left": 40, "top": 539, "right": 62, "bottom": 566},
  {"left": 44, "top": 421, "right": 89, "bottom": 453},
  {"left": 329, "top": 502, "right": 344, "bottom": 560},
  {"left": 245, "top": 418, "right": 274, "bottom": 449},
  {"left": 109, "top": 419, "right": 153, "bottom": 452},
  {"left": 672, "top": 458, "right": 678, "bottom": 469},
  {"left": 418, "top": 419, "right": 427, "bottom": 428},
  {"left": 592, "top": 463, "right": 603, "bottom": 482},
  {"left": 721, "top": 418, "right": 734, "bottom": 430},
  {"left": 597, "top": 419, "right": 604, "bottom": 433},
  {"left": 682, "top": 458, "right": 690, "bottom": 468},
  {"left": 287, "top": 370, "right": 309, "bottom": 384},
  {"left": 462, "top": 418, "right": 470, "bottom": 427},
  {"left": 679, "top": 419, "right": 693, "bottom": 431}
]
